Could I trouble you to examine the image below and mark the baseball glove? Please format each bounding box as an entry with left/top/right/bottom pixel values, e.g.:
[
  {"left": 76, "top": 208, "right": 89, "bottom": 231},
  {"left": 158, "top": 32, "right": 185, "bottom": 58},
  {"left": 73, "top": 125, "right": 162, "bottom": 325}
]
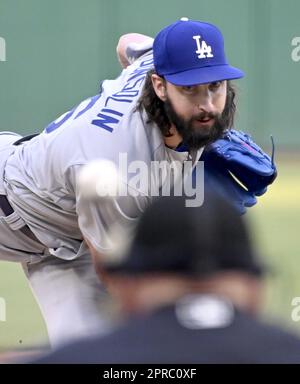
[{"left": 200, "top": 129, "right": 277, "bottom": 214}]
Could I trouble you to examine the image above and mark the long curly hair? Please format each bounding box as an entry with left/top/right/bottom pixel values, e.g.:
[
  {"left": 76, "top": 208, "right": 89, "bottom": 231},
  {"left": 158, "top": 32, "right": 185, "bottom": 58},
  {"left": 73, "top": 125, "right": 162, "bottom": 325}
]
[{"left": 137, "top": 69, "right": 237, "bottom": 137}]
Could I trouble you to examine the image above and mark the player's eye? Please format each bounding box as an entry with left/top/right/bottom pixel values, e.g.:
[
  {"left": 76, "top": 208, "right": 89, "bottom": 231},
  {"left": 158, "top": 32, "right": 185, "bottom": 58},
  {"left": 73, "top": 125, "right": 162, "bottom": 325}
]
[
  {"left": 209, "top": 81, "right": 223, "bottom": 91},
  {"left": 181, "top": 85, "right": 197, "bottom": 93}
]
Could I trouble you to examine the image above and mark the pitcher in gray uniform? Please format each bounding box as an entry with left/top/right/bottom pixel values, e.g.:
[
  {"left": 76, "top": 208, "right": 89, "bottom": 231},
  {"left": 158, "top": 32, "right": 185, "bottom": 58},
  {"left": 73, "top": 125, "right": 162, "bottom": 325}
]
[{"left": 0, "top": 19, "right": 274, "bottom": 347}]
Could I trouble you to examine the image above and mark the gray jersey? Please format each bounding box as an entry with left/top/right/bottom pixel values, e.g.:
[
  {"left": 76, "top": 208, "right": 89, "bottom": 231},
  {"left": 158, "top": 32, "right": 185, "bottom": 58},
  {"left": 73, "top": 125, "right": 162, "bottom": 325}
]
[{"left": 3, "top": 51, "right": 202, "bottom": 259}]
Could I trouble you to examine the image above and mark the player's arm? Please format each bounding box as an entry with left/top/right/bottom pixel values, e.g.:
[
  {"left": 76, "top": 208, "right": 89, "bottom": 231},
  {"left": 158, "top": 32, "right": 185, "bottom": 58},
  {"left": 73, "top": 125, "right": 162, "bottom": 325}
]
[
  {"left": 116, "top": 33, "right": 154, "bottom": 69},
  {"left": 84, "top": 237, "right": 113, "bottom": 287}
]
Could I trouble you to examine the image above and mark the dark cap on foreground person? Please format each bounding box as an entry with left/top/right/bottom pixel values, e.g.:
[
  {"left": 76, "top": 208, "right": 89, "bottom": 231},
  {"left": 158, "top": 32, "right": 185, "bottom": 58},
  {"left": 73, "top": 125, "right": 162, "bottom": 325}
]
[{"left": 103, "top": 192, "right": 264, "bottom": 278}]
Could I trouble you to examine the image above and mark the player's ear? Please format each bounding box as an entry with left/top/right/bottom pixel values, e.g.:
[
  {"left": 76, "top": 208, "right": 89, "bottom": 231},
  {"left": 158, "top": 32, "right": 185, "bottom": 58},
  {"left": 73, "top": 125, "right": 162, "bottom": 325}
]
[{"left": 151, "top": 74, "right": 167, "bottom": 101}]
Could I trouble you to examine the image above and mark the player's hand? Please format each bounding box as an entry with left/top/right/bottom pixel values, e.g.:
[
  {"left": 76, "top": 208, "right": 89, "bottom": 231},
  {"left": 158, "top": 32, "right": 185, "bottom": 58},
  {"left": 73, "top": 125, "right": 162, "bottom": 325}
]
[
  {"left": 200, "top": 129, "right": 277, "bottom": 214},
  {"left": 116, "top": 33, "right": 153, "bottom": 68}
]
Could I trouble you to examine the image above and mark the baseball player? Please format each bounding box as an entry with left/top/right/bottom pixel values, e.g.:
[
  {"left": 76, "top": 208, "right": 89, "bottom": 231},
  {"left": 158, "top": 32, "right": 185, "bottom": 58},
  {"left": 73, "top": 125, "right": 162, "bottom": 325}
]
[{"left": 0, "top": 19, "right": 276, "bottom": 347}]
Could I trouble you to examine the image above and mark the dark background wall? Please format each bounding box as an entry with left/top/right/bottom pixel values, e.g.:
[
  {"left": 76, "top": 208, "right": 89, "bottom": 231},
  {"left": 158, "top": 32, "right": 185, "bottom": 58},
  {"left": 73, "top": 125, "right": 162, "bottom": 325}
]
[{"left": 0, "top": 0, "right": 299, "bottom": 148}]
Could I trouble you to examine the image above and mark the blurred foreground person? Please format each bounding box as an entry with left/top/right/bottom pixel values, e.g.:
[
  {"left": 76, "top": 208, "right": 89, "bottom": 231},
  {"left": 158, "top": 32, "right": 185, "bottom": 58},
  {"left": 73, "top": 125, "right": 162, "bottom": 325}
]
[{"left": 33, "top": 193, "right": 300, "bottom": 364}]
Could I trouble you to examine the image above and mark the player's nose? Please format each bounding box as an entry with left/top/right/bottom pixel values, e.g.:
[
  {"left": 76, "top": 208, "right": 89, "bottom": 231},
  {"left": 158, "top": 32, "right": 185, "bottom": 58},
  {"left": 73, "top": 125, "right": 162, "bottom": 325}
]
[{"left": 196, "top": 91, "right": 215, "bottom": 114}]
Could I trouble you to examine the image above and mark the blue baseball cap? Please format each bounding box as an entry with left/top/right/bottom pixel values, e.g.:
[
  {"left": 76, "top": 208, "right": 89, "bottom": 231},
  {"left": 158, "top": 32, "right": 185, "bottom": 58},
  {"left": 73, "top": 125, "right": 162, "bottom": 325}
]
[{"left": 153, "top": 18, "right": 244, "bottom": 86}]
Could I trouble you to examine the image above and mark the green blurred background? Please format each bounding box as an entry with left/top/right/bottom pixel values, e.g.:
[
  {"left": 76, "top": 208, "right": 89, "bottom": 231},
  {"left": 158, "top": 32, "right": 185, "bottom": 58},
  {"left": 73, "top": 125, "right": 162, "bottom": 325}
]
[{"left": 0, "top": 0, "right": 300, "bottom": 351}]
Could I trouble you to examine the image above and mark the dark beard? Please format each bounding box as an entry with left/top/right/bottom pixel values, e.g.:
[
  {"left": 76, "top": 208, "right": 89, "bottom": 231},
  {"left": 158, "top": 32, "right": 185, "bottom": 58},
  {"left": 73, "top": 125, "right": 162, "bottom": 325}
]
[{"left": 163, "top": 98, "right": 227, "bottom": 150}]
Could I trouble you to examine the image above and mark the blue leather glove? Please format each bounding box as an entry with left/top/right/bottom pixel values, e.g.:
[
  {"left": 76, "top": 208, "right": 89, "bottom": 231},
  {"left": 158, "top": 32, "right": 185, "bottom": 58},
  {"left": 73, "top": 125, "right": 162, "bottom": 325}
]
[{"left": 199, "top": 130, "right": 277, "bottom": 214}]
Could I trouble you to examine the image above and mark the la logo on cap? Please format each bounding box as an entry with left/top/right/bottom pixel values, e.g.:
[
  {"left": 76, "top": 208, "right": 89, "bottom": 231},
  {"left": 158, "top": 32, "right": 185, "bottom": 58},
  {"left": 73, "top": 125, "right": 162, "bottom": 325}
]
[{"left": 193, "top": 35, "right": 214, "bottom": 59}]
